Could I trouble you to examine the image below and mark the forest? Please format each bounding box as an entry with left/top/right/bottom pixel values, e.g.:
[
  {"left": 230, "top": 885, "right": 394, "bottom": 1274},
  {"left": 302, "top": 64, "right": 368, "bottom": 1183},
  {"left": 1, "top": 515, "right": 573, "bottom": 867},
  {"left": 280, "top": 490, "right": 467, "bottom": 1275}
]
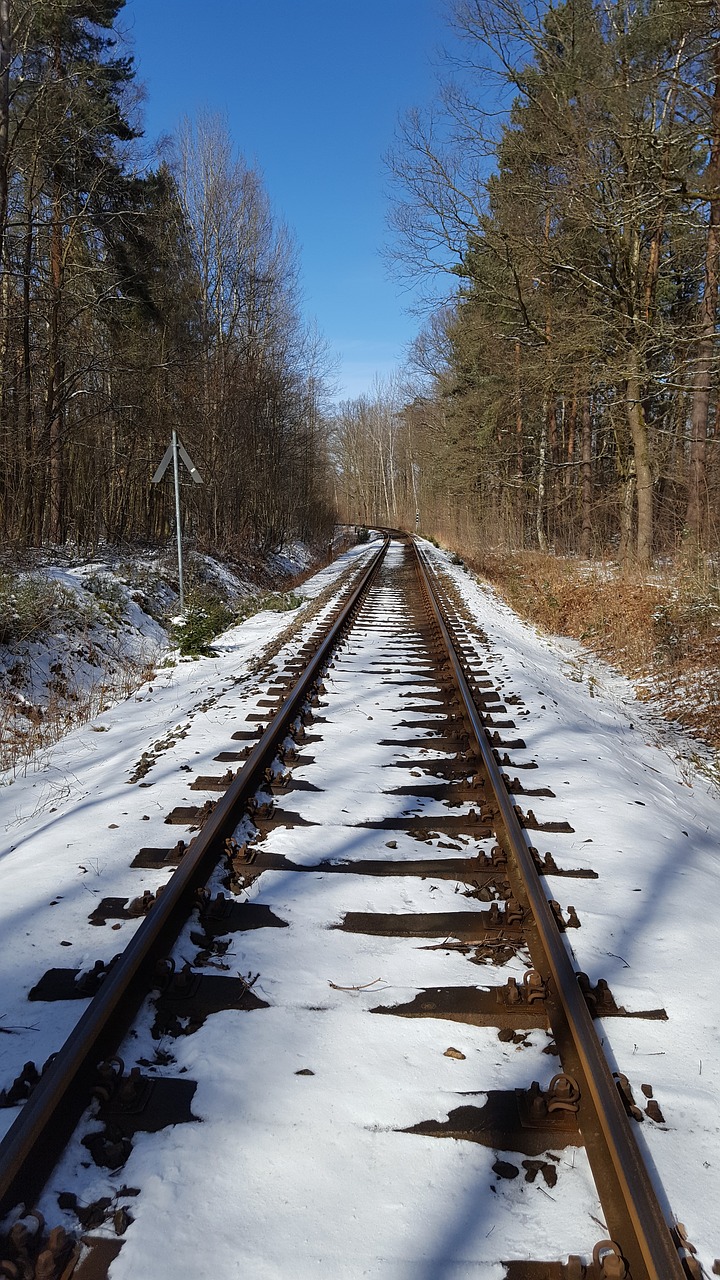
[
  {"left": 0, "top": 0, "right": 335, "bottom": 554},
  {"left": 333, "top": 0, "right": 720, "bottom": 571},
  {"left": 2, "top": 0, "right": 719, "bottom": 578}
]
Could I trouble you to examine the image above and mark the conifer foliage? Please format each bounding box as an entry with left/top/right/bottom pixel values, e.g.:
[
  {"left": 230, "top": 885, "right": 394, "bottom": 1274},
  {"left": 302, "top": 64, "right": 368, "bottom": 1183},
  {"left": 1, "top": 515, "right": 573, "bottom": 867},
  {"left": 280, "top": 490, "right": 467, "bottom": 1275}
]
[
  {"left": 0, "top": 2, "right": 334, "bottom": 552},
  {"left": 382, "top": 0, "right": 720, "bottom": 564}
]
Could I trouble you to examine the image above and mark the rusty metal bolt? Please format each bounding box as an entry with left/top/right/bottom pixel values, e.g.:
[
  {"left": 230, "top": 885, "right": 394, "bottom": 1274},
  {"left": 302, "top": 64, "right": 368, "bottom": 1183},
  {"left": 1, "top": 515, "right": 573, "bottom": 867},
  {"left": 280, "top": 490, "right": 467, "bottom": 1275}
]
[
  {"left": 592, "top": 1240, "right": 627, "bottom": 1279},
  {"left": 547, "top": 1073, "right": 581, "bottom": 1114},
  {"left": 549, "top": 900, "right": 565, "bottom": 929},
  {"left": 117, "top": 1067, "right": 145, "bottom": 1108},
  {"left": 94, "top": 1054, "right": 124, "bottom": 1105},
  {"left": 76, "top": 960, "right": 108, "bottom": 995},
  {"left": 174, "top": 963, "right": 195, "bottom": 993},
  {"left": 33, "top": 1252, "right": 57, "bottom": 1280},
  {"left": 153, "top": 957, "right": 175, "bottom": 988},
  {"left": 523, "top": 970, "right": 546, "bottom": 1003},
  {"left": 0, "top": 1063, "right": 39, "bottom": 1107},
  {"left": 8, "top": 1224, "right": 31, "bottom": 1260},
  {"left": 576, "top": 972, "right": 596, "bottom": 1012},
  {"left": 614, "top": 1073, "right": 644, "bottom": 1123},
  {"left": 675, "top": 1224, "right": 697, "bottom": 1252},
  {"left": 45, "top": 1229, "right": 69, "bottom": 1262},
  {"left": 505, "top": 898, "right": 523, "bottom": 925},
  {"left": 595, "top": 978, "right": 613, "bottom": 1008},
  {"left": 127, "top": 890, "right": 155, "bottom": 917},
  {"left": 527, "top": 1080, "right": 547, "bottom": 1120}
]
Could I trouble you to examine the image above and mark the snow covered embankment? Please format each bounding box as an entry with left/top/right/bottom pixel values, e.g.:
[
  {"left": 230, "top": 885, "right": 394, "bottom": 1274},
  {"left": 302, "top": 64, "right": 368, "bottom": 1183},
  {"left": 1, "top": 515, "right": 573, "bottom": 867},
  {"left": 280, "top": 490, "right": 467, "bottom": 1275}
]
[{"left": 0, "top": 544, "right": 317, "bottom": 777}]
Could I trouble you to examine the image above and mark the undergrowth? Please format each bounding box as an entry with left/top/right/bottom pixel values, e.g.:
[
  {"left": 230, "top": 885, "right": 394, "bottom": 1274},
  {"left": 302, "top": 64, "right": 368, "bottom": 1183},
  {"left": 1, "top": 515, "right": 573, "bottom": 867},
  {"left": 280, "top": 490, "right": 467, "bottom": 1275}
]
[
  {"left": 445, "top": 545, "right": 720, "bottom": 749},
  {"left": 0, "top": 658, "right": 157, "bottom": 775},
  {"left": 172, "top": 589, "right": 303, "bottom": 657},
  {"left": 0, "top": 542, "right": 339, "bottom": 773},
  {"left": 0, "top": 572, "right": 96, "bottom": 645}
]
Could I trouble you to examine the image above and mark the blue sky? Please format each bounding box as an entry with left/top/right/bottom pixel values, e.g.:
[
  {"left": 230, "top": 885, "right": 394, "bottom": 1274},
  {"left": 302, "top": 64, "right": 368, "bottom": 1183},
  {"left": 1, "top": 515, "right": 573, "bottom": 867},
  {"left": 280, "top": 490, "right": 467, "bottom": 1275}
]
[{"left": 121, "top": 0, "right": 455, "bottom": 402}]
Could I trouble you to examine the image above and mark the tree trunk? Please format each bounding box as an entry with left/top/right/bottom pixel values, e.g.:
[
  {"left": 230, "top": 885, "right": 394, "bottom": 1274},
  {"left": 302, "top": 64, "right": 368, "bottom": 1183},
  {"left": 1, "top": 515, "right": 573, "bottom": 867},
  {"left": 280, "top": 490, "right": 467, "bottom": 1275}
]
[
  {"left": 580, "top": 392, "right": 593, "bottom": 557},
  {"left": 514, "top": 340, "right": 523, "bottom": 477},
  {"left": 546, "top": 395, "right": 557, "bottom": 545},
  {"left": 46, "top": 184, "right": 65, "bottom": 544},
  {"left": 566, "top": 387, "right": 576, "bottom": 493},
  {"left": 0, "top": 0, "right": 10, "bottom": 277},
  {"left": 686, "top": 43, "right": 720, "bottom": 547},
  {"left": 625, "top": 349, "right": 653, "bottom": 565},
  {"left": 618, "top": 461, "right": 636, "bottom": 567},
  {"left": 16, "top": 175, "right": 40, "bottom": 543},
  {"left": 536, "top": 399, "right": 548, "bottom": 552}
]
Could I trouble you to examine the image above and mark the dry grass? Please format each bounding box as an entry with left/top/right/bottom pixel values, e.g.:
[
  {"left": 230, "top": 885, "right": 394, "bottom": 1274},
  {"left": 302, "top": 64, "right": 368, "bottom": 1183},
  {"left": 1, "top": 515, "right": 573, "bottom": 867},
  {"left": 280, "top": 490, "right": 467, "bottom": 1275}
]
[
  {"left": 451, "top": 545, "right": 720, "bottom": 749},
  {"left": 0, "top": 659, "right": 157, "bottom": 776}
]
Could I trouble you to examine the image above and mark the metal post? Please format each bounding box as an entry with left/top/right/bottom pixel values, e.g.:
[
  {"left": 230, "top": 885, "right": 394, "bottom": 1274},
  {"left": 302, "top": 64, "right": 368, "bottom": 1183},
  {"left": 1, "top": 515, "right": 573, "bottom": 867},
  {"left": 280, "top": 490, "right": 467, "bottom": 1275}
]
[
  {"left": 172, "top": 429, "right": 184, "bottom": 612},
  {"left": 152, "top": 434, "right": 201, "bottom": 610}
]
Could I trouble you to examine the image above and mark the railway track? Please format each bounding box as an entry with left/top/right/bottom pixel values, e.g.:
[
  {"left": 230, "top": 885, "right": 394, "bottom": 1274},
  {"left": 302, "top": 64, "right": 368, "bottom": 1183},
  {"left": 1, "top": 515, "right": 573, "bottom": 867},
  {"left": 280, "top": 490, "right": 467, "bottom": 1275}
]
[{"left": 0, "top": 536, "right": 700, "bottom": 1278}]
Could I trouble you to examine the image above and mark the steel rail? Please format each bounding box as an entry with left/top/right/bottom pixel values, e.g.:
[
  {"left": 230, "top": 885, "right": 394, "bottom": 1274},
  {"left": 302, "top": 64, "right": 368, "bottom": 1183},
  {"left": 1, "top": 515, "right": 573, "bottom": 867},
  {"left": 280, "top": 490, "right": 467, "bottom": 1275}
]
[
  {"left": 0, "top": 537, "right": 389, "bottom": 1219},
  {"left": 412, "top": 539, "right": 685, "bottom": 1280}
]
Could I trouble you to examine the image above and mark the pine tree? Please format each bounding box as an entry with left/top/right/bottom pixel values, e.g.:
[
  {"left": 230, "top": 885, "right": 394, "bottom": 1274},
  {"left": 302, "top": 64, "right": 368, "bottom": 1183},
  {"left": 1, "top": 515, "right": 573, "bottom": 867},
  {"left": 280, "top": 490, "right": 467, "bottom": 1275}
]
[{"left": 389, "top": 0, "right": 707, "bottom": 563}]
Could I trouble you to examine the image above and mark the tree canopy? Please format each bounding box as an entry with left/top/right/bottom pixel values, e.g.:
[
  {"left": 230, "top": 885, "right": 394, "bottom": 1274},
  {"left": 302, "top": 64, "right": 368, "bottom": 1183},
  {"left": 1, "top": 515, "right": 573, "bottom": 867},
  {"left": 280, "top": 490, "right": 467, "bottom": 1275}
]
[
  {"left": 377, "top": 0, "right": 720, "bottom": 565},
  {"left": 0, "top": 1, "right": 335, "bottom": 553}
]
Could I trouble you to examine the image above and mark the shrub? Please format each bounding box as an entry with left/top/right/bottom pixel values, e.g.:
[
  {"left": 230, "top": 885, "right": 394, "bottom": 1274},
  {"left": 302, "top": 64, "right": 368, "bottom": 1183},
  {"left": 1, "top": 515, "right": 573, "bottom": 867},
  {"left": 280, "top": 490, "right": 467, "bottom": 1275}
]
[
  {"left": 171, "top": 590, "right": 235, "bottom": 657},
  {"left": 172, "top": 587, "right": 303, "bottom": 658},
  {"left": 255, "top": 591, "right": 303, "bottom": 614},
  {"left": 84, "top": 572, "right": 126, "bottom": 618},
  {"left": 0, "top": 572, "right": 93, "bottom": 645}
]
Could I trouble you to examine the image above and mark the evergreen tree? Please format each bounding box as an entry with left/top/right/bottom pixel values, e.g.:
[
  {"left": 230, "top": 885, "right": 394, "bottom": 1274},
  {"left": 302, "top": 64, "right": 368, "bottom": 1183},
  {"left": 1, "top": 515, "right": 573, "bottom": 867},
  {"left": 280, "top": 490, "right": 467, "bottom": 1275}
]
[{"left": 388, "top": 0, "right": 711, "bottom": 563}]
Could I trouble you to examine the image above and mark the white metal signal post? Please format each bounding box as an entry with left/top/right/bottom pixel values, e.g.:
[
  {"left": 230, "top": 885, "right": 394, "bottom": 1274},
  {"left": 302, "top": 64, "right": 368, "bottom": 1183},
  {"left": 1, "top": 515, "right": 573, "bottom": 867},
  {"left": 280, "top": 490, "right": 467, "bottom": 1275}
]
[{"left": 151, "top": 430, "right": 203, "bottom": 612}]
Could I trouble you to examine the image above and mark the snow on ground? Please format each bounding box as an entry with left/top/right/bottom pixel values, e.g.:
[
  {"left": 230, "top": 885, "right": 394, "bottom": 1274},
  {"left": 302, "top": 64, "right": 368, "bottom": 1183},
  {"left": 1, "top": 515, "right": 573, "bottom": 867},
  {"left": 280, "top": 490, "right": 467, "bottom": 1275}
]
[
  {"left": 423, "top": 540, "right": 720, "bottom": 1268},
  {"left": 26, "top": 542, "right": 602, "bottom": 1277},
  {"left": 0, "top": 535, "right": 718, "bottom": 1276},
  {"left": 0, "top": 541, "right": 375, "bottom": 1108}
]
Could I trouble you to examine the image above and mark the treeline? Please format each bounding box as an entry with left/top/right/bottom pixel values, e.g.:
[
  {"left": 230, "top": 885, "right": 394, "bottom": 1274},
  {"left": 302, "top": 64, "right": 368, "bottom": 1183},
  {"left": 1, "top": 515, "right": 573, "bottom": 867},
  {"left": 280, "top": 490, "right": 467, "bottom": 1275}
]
[
  {"left": 338, "top": 0, "right": 720, "bottom": 566},
  {"left": 0, "top": 1, "right": 335, "bottom": 553}
]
